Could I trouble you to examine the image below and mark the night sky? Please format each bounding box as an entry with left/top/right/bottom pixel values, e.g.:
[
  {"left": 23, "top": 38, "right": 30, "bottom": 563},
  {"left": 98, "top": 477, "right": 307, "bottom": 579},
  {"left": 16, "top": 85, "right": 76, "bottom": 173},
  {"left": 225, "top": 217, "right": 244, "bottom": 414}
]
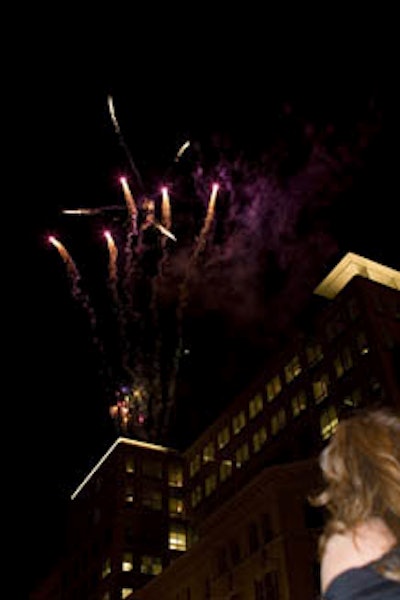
[{"left": 27, "top": 17, "right": 398, "bottom": 594}]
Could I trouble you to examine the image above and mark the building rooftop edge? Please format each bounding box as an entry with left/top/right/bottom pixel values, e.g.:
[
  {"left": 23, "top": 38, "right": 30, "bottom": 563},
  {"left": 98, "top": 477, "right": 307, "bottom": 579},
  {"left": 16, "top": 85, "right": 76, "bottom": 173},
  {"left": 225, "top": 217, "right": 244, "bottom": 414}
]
[
  {"left": 70, "top": 437, "right": 176, "bottom": 500},
  {"left": 313, "top": 252, "right": 399, "bottom": 299}
]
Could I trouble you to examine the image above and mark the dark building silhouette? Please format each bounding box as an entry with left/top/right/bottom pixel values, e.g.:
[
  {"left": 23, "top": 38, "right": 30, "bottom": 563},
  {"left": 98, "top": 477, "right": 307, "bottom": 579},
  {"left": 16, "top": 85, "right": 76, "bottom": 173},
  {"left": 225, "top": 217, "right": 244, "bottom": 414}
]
[{"left": 31, "top": 252, "right": 400, "bottom": 600}]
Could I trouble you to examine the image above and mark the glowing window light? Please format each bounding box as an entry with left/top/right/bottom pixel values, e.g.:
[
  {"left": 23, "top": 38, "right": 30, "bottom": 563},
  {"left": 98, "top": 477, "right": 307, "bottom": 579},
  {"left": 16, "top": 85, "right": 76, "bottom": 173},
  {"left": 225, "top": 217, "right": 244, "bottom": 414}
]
[
  {"left": 122, "top": 552, "right": 133, "bottom": 572},
  {"left": 169, "top": 529, "right": 187, "bottom": 551},
  {"left": 320, "top": 406, "right": 338, "bottom": 440}
]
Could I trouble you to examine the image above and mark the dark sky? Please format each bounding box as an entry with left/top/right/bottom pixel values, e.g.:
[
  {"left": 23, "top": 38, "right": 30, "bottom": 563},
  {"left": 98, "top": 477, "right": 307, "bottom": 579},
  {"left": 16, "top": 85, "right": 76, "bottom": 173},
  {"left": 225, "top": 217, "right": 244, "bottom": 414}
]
[{"left": 27, "top": 17, "right": 398, "bottom": 594}]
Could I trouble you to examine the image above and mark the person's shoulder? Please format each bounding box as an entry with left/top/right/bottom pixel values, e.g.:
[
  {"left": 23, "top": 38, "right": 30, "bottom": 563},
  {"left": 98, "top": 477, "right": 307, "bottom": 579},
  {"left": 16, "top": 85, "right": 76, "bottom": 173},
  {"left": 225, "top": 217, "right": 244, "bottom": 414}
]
[
  {"left": 321, "top": 520, "right": 397, "bottom": 593},
  {"left": 320, "top": 531, "right": 360, "bottom": 593}
]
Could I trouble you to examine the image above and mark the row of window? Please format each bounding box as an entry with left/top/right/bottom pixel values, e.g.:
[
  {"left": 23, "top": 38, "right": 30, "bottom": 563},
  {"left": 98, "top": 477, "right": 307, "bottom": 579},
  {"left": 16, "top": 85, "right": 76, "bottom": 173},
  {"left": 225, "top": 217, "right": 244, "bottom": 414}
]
[
  {"left": 101, "top": 528, "right": 188, "bottom": 582},
  {"left": 101, "top": 553, "right": 162, "bottom": 579},
  {"left": 172, "top": 570, "right": 279, "bottom": 600},
  {"left": 125, "top": 457, "right": 184, "bottom": 487},
  {"left": 188, "top": 331, "right": 370, "bottom": 477},
  {"left": 172, "top": 511, "right": 276, "bottom": 600},
  {"left": 124, "top": 485, "right": 184, "bottom": 515},
  {"left": 190, "top": 404, "right": 340, "bottom": 507}
]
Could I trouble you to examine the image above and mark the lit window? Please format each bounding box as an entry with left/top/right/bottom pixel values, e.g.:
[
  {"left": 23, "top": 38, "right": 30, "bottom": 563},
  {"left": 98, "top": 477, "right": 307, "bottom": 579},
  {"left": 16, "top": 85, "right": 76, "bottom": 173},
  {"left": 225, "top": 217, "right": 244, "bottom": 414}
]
[
  {"left": 191, "top": 485, "right": 202, "bottom": 508},
  {"left": 219, "top": 459, "right": 233, "bottom": 482},
  {"left": 125, "top": 484, "right": 134, "bottom": 504},
  {"left": 370, "top": 376, "right": 382, "bottom": 393},
  {"left": 169, "top": 497, "right": 184, "bottom": 516},
  {"left": 205, "top": 473, "right": 217, "bottom": 497},
  {"left": 306, "top": 343, "right": 324, "bottom": 366},
  {"left": 284, "top": 355, "right": 302, "bottom": 383},
  {"left": 217, "top": 426, "right": 230, "bottom": 449},
  {"left": 142, "top": 486, "right": 162, "bottom": 510},
  {"left": 122, "top": 551, "right": 133, "bottom": 572},
  {"left": 125, "top": 456, "right": 135, "bottom": 473},
  {"left": 121, "top": 588, "right": 133, "bottom": 599},
  {"left": 233, "top": 410, "right": 247, "bottom": 433},
  {"left": 142, "top": 458, "right": 162, "bottom": 479},
  {"left": 189, "top": 454, "right": 201, "bottom": 477},
  {"left": 320, "top": 405, "right": 338, "bottom": 440},
  {"left": 356, "top": 331, "right": 369, "bottom": 355},
  {"left": 235, "top": 443, "right": 249, "bottom": 468},
  {"left": 266, "top": 375, "right": 282, "bottom": 402},
  {"left": 252, "top": 426, "right": 267, "bottom": 452},
  {"left": 168, "top": 463, "right": 183, "bottom": 487},
  {"left": 313, "top": 373, "right": 329, "bottom": 403},
  {"left": 292, "top": 390, "right": 307, "bottom": 417},
  {"left": 169, "top": 525, "right": 187, "bottom": 551},
  {"left": 334, "top": 355, "right": 344, "bottom": 379},
  {"left": 249, "top": 394, "right": 263, "bottom": 419},
  {"left": 271, "top": 408, "right": 286, "bottom": 435},
  {"left": 102, "top": 557, "right": 111, "bottom": 579},
  {"left": 342, "top": 388, "right": 362, "bottom": 408},
  {"left": 140, "top": 555, "right": 162, "bottom": 575},
  {"left": 202, "top": 442, "right": 215, "bottom": 463},
  {"left": 342, "top": 346, "right": 353, "bottom": 371}
]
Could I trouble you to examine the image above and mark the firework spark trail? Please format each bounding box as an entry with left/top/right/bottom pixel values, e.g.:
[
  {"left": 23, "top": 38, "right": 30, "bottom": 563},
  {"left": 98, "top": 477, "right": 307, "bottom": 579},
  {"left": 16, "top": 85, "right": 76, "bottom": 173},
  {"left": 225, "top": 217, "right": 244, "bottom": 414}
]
[
  {"left": 177, "top": 181, "right": 220, "bottom": 315},
  {"left": 145, "top": 185, "right": 175, "bottom": 415},
  {"left": 120, "top": 176, "right": 138, "bottom": 229},
  {"left": 104, "top": 229, "right": 132, "bottom": 377},
  {"left": 104, "top": 230, "right": 119, "bottom": 305},
  {"left": 192, "top": 182, "right": 219, "bottom": 261},
  {"left": 147, "top": 185, "right": 178, "bottom": 436},
  {"left": 49, "top": 236, "right": 83, "bottom": 299},
  {"left": 166, "top": 182, "right": 220, "bottom": 414},
  {"left": 118, "top": 176, "right": 140, "bottom": 323},
  {"left": 160, "top": 186, "right": 172, "bottom": 232},
  {"left": 154, "top": 221, "right": 176, "bottom": 242},
  {"left": 174, "top": 140, "right": 190, "bottom": 162},
  {"left": 107, "top": 95, "right": 144, "bottom": 191},
  {"left": 49, "top": 235, "right": 101, "bottom": 347}
]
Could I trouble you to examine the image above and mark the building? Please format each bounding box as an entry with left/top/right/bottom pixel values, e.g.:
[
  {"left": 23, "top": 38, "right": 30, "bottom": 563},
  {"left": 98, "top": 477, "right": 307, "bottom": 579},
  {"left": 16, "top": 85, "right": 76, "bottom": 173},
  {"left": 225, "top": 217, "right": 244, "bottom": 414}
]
[
  {"left": 134, "top": 458, "right": 323, "bottom": 600},
  {"left": 31, "top": 252, "right": 400, "bottom": 599},
  {"left": 32, "top": 438, "right": 186, "bottom": 600},
  {"left": 182, "top": 252, "right": 400, "bottom": 542}
]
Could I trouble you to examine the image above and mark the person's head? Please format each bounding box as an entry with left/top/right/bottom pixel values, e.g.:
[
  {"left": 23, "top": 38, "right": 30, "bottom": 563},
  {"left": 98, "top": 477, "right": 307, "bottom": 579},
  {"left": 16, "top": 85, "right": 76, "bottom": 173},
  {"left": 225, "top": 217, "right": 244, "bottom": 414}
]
[{"left": 310, "top": 407, "right": 400, "bottom": 548}]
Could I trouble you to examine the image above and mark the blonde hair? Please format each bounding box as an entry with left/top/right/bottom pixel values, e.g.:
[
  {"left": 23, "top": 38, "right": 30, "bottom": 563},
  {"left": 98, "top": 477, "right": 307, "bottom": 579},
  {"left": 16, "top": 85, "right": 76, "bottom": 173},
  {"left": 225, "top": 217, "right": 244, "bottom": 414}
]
[{"left": 309, "top": 407, "right": 400, "bottom": 559}]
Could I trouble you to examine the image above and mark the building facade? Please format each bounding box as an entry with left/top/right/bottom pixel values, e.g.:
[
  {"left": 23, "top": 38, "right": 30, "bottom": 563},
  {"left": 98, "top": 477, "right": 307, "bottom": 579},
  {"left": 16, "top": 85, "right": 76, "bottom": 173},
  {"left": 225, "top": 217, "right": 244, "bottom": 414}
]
[{"left": 134, "top": 458, "right": 323, "bottom": 600}]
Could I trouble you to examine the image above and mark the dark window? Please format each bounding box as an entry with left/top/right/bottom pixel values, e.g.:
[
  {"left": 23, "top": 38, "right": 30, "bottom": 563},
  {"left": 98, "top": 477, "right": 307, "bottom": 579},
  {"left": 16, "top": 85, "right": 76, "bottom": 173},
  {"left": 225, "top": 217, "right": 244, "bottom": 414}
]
[
  {"left": 261, "top": 513, "right": 273, "bottom": 543},
  {"left": 229, "top": 539, "right": 241, "bottom": 565},
  {"left": 254, "top": 571, "right": 279, "bottom": 600},
  {"left": 249, "top": 521, "right": 259, "bottom": 554},
  {"left": 217, "top": 546, "right": 228, "bottom": 575}
]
